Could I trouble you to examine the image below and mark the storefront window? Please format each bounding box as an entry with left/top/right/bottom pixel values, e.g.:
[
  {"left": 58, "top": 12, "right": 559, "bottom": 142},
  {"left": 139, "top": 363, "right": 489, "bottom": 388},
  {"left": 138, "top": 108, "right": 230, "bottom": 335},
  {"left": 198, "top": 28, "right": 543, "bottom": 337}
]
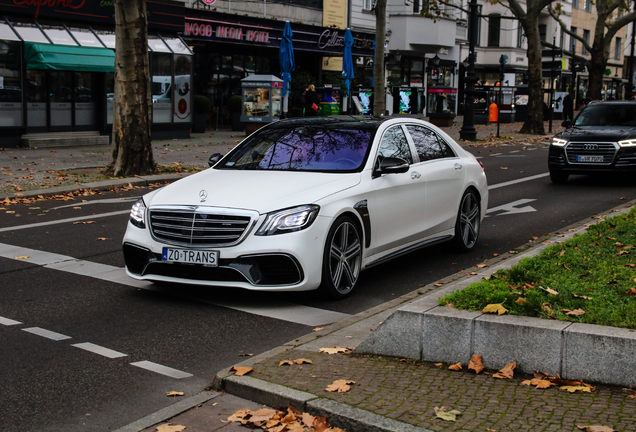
[
  {"left": 0, "top": 41, "right": 22, "bottom": 127},
  {"left": 26, "top": 70, "right": 46, "bottom": 127},
  {"left": 106, "top": 72, "right": 114, "bottom": 125},
  {"left": 152, "top": 53, "right": 172, "bottom": 123},
  {"left": 234, "top": 55, "right": 244, "bottom": 72}
]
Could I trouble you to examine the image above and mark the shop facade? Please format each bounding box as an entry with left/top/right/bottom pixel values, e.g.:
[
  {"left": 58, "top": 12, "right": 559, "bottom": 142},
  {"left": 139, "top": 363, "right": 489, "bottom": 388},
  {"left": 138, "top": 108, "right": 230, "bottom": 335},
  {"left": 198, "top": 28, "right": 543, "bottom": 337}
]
[
  {"left": 182, "top": 10, "right": 374, "bottom": 128},
  {"left": 0, "top": 0, "right": 189, "bottom": 148}
]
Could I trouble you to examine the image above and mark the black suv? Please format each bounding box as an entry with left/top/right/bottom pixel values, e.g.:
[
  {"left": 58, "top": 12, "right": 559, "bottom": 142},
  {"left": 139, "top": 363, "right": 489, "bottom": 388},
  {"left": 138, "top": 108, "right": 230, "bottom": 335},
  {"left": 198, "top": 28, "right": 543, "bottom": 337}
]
[{"left": 549, "top": 100, "right": 636, "bottom": 183}]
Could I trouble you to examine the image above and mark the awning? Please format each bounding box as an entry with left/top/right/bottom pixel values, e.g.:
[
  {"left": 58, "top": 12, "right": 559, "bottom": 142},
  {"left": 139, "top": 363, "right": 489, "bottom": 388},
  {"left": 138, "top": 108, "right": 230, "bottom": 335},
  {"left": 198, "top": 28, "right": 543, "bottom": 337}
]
[{"left": 24, "top": 42, "right": 115, "bottom": 72}]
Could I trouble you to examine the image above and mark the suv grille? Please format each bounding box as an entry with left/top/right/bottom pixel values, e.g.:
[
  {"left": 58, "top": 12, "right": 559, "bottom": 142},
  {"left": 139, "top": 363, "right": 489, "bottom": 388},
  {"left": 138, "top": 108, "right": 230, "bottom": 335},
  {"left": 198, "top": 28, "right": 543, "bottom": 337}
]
[
  {"left": 149, "top": 207, "right": 255, "bottom": 247},
  {"left": 565, "top": 142, "right": 616, "bottom": 164}
]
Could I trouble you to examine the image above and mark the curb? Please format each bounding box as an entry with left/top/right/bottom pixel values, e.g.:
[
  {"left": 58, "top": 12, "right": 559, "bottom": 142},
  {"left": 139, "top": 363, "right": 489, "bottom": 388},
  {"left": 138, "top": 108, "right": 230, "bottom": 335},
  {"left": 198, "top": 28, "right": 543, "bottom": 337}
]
[
  {"left": 112, "top": 391, "right": 220, "bottom": 432},
  {"left": 0, "top": 172, "right": 191, "bottom": 200}
]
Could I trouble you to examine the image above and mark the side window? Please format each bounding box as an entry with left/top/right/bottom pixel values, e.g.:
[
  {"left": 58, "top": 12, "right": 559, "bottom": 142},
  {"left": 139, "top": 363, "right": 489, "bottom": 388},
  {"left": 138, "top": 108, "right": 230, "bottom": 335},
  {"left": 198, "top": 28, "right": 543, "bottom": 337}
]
[
  {"left": 406, "top": 125, "right": 445, "bottom": 161},
  {"left": 378, "top": 126, "right": 413, "bottom": 163},
  {"left": 438, "top": 138, "right": 456, "bottom": 158}
]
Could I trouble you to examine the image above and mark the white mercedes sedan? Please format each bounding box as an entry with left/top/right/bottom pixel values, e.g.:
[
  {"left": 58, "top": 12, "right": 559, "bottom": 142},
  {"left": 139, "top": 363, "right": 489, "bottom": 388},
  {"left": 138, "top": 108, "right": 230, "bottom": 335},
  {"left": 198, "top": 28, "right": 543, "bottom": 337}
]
[{"left": 123, "top": 116, "right": 488, "bottom": 299}]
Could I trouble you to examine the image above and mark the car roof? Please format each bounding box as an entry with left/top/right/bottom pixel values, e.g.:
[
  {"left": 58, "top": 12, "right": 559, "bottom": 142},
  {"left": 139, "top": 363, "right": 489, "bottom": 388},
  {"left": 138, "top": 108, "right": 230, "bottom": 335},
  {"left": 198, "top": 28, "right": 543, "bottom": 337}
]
[
  {"left": 267, "top": 115, "right": 396, "bottom": 131},
  {"left": 587, "top": 100, "right": 636, "bottom": 106}
]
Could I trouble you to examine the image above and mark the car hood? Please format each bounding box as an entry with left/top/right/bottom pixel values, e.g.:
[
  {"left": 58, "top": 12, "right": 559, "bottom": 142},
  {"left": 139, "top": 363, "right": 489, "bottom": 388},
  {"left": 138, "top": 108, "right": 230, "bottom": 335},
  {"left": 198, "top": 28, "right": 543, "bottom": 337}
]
[
  {"left": 557, "top": 126, "right": 636, "bottom": 142},
  {"left": 146, "top": 169, "right": 361, "bottom": 214}
]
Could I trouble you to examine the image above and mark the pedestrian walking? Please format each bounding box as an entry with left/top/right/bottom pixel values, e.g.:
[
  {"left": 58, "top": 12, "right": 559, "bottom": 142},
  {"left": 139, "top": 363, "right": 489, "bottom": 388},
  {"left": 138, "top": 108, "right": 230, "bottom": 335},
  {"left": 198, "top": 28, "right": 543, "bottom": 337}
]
[
  {"left": 563, "top": 92, "right": 574, "bottom": 122},
  {"left": 304, "top": 84, "right": 319, "bottom": 116}
]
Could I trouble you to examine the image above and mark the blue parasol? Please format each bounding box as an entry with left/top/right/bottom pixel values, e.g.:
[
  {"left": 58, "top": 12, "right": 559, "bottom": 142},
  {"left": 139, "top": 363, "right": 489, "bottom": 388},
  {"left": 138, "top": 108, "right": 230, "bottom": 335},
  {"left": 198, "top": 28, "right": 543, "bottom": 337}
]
[
  {"left": 279, "top": 21, "right": 295, "bottom": 113},
  {"left": 342, "top": 28, "right": 355, "bottom": 96}
]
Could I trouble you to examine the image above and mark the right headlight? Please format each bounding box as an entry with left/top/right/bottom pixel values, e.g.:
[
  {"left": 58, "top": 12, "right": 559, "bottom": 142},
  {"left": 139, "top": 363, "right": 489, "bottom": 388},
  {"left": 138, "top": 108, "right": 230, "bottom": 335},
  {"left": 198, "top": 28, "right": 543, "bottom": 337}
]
[
  {"left": 618, "top": 139, "right": 636, "bottom": 147},
  {"left": 129, "top": 198, "right": 146, "bottom": 229},
  {"left": 552, "top": 138, "right": 567, "bottom": 147}
]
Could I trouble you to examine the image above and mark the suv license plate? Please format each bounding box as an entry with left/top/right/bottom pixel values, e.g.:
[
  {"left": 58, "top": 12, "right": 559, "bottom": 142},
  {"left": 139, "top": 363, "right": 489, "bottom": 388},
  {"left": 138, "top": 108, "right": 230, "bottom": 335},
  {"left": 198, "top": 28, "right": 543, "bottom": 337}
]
[
  {"left": 577, "top": 155, "right": 604, "bottom": 162},
  {"left": 162, "top": 248, "right": 219, "bottom": 266}
]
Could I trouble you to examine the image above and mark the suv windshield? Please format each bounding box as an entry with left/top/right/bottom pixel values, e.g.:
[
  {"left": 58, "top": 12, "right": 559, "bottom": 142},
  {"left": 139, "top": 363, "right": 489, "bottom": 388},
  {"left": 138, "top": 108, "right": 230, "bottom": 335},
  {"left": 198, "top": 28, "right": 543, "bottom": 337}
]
[
  {"left": 575, "top": 104, "right": 636, "bottom": 127},
  {"left": 219, "top": 125, "right": 374, "bottom": 172}
]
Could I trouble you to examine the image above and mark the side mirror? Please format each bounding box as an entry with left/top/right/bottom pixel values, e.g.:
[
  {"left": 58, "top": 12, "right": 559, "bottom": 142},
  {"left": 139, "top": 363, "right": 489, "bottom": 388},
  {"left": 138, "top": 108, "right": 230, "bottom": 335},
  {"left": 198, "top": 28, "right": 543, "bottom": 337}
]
[
  {"left": 561, "top": 120, "right": 572, "bottom": 128},
  {"left": 374, "top": 156, "right": 409, "bottom": 177},
  {"left": 208, "top": 153, "right": 223, "bottom": 167}
]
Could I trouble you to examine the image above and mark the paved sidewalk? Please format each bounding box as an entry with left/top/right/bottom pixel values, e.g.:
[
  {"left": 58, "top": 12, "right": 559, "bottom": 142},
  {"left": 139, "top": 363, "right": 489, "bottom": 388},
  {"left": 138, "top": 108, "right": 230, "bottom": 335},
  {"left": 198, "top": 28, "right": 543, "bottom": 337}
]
[{"left": 0, "top": 117, "right": 553, "bottom": 199}]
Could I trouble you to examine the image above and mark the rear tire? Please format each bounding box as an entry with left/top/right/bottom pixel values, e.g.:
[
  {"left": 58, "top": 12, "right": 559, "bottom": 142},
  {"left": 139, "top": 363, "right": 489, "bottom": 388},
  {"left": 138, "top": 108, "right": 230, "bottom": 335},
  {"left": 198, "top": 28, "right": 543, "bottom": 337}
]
[
  {"left": 550, "top": 170, "right": 569, "bottom": 184},
  {"left": 319, "top": 216, "right": 362, "bottom": 299},
  {"left": 454, "top": 189, "right": 481, "bottom": 253}
]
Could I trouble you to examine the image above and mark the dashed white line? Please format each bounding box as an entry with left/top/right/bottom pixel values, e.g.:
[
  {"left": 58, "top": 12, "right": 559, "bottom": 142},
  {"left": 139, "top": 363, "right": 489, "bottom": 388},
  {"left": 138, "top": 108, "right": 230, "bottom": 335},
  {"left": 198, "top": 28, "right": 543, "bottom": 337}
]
[
  {"left": 130, "top": 361, "right": 193, "bottom": 379},
  {"left": 0, "top": 316, "right": 21, "bottom": 326},
  {"left": 0, "top": 210, "right": 130, "bottom": 233},
  {"left": 488, "top": 173, "right": 550, "bottom": 190},
  {"left": 72, "top": 342, "right": 128, "bottom": 359},
  {"left": 22, "top": 327, "right": 71, "bottom": 341}
]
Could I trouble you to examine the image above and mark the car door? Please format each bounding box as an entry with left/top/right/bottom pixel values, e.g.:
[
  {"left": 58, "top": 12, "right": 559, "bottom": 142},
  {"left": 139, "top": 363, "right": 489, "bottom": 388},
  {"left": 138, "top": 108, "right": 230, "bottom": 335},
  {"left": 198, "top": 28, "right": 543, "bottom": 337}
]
[
  {"left": 406, "top": 124, "right": 465, "bottom": 236},
  {"left": 368, "top": 124, "right": 424, "bottom": 256}
]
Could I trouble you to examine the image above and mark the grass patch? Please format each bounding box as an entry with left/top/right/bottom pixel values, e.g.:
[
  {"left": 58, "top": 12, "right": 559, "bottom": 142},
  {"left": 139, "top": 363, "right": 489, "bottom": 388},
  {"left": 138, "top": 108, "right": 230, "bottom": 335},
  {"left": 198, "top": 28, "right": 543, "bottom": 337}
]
[{"left": 440, "top": 208, "right": 636, "bottom": 329}]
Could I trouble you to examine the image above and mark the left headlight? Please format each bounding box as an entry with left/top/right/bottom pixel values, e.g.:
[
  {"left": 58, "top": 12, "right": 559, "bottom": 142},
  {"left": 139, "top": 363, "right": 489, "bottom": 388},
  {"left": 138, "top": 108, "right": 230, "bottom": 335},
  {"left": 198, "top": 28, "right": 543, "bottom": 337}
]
[
  {"left": 256, "top": 205, "right": 320, "bottom": 236},
  {"left": 130, "top": 198, "right": 147, "bottom": 228},
  {"left": 618, "top": 139, "right": 636, "bottom": 147}
]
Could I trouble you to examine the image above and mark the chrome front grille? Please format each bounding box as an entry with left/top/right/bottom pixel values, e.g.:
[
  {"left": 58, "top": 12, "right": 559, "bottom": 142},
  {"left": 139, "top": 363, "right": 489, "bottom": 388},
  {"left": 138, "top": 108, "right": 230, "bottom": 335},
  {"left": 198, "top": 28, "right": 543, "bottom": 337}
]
[
  {"left": 565, "top": 142, "right": 617, "bottom": 164},
  {"left": 149, "top": 207, "right": 257, "bottom": 247}
]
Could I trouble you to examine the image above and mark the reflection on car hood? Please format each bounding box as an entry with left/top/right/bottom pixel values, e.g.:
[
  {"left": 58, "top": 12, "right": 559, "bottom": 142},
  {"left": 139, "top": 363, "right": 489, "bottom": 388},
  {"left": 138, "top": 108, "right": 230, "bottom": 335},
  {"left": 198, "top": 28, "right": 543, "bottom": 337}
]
[
  {"left": 146, "top": 169, "right": 361, "bottom": 213},
  {"left": 557, "top": 126, "right": 636, "bottom": 142}
]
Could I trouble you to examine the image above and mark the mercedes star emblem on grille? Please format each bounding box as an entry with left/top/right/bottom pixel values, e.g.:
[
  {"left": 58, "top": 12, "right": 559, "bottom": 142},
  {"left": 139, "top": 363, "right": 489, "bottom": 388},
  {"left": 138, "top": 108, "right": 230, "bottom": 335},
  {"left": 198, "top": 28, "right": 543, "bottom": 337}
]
[
  {"left": 199, "top": 190, "right": 208, "bottom": 202},
  {"left": 583, "top": 143, "right": 599, "bottom": 151}
]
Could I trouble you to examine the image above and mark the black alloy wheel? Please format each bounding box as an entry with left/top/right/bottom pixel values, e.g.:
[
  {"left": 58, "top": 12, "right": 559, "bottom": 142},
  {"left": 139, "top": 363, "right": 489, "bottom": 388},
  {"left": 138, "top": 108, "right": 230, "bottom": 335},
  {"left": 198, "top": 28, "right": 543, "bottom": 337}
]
[
  {"left": 454, "top": 189, "right": 481, "bottom": 252},
  {"left": 320, "top": 216, "right": 362, "bottom": 299}
]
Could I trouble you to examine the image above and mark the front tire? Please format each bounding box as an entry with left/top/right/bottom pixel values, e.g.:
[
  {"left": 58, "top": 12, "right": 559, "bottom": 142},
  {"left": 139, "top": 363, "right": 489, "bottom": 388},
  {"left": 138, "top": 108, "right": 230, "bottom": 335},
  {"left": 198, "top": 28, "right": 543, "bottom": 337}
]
[
  {"left": 454, "top": 189, "right": 481, "bottom": 252},
  {"left": 319, "top": 216, "right": 362, "bottom": 299}
]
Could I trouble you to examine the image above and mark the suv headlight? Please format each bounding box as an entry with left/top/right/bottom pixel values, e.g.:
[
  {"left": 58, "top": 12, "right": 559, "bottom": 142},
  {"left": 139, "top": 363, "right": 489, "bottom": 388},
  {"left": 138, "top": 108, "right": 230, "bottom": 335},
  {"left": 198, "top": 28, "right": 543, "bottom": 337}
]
[
  {"left": 130, "top": 198, "right": 147, "bottom": 228},
  {"left": 618, "top": 139, "right": 636, "bottom": 147},
  {"left": 256, "top": 205, "right": 320, "bottom": 236},
  {"left": 552, "top": 138, "right": 567, "bottom": 147}
]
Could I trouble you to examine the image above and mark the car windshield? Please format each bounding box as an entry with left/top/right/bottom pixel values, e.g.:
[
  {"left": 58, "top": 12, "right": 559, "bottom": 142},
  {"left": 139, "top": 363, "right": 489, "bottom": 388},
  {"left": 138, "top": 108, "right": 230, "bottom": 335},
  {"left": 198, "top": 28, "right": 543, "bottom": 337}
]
[
  {"left": 574, "top": 104, "right": 636, "bottom": 127},
  {"left": 219, "top": 125, "right": 374, "bottom": 172}
]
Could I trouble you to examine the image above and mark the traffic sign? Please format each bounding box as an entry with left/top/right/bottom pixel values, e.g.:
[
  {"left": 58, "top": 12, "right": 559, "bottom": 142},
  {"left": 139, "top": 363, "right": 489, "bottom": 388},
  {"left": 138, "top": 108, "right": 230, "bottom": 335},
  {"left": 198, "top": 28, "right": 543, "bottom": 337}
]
[
  {"left": 542, "top": 60, "right": 562, "bottom": 70},
  {"left": 542, "top": 49, "right": 563, "bottom": 58}
]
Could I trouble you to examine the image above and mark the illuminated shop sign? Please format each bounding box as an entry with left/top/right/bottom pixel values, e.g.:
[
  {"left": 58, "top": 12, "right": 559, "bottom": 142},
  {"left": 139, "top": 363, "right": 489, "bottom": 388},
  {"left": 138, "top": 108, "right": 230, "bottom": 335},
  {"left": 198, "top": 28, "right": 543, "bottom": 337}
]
[
  {"left": 14, "top": 0, "right": 85, "bottom": 20},
  {"left": 184, "top": 21, "right": 270, "bottom": 43}
]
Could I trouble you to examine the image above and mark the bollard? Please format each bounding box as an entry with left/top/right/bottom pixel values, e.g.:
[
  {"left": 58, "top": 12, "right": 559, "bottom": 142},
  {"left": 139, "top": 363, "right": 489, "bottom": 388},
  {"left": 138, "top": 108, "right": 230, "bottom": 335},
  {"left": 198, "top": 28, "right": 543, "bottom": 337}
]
[{"left": 489, "top": 103, "right": 498, "bottom": 122}]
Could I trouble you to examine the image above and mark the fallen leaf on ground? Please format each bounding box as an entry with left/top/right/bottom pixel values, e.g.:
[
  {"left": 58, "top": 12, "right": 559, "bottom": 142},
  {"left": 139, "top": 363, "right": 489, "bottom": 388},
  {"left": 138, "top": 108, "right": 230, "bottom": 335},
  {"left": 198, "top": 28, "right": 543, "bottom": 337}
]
[
  {"left": 313, "top": 327, "right": 324, "bottom": 331},
  {"left": 325, "top": 379, "right": 355, "bottom": 393},
  {"left": 577, "top": 425, "right": 615, "bottom": 431},
  {"left": 563, "top": 308, "right": 586, "bottom": 316},
  {"left": 155, "top": 424, "right": 186, "bottom": 432},
  {"left": 434, "top": 363, "right": 443, "bottom": 367},
  {"left": 482, "top": 303, "right": 508, "bottom": 315},
  {"left": 294, "top": 358, "right": 313, "bottom": 365},
  {"left": 493, "top": 361, "right": 517, "bottom": 379},
  {"left": 319, "top": 347, "right": 351, "bottom": 354},
  {"left": 515, "top": 297, "right": 528, "bottom": 305},
  {"left": 166, "top": 391, "right": 184, "bottom": 397},
  {"left": 561, "top": 385, "right": 592, "bottom": 393},
  {"left": 434, "top": 406, "right": 462, "bottom": 422},
  {"left": 279, "top": 359, "right": 294, "bottom": 366},
  {"left": 624, "top": 288, "right": 636, "bottom": 295},
  {"left": 476, "top": 264, "right": 487, "bottom": 268},
  {"left": 522, "top": 378, "right": 558, "bottom": 389},
  {"left": 14, "top": 256, "right": 29, "bottom": 259},
  {"left": 434, "top": 282, "right": 444, "bottom": 286},
  {"left": 238, "top": 353, "right": 253, "bottom": 357},
  {"left": 573, "top": 294, "right": 593, "bottom": 300},
  {"left": 230, "top": 366, "right": 253, "bottom": 376},
  {"left": 468, "top": 354, "right": 484, "bottom": 374},
  {"left": 541, "top": 286, "right": 559, "bottom": 295},
  {"left": 448, "top": 362, "right": 462, "bottom": 371}
]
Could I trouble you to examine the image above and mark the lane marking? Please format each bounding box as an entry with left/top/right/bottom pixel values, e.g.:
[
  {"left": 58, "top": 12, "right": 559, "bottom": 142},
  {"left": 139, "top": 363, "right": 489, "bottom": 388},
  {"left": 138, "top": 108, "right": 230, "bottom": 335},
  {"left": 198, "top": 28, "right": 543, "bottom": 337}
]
[
  {"left": 131, "top": 361, "right": 193, "bottom": 379},
  {"left": 0, "top": 243, "right": 351, "bottom": 326},
  {"left": 0, "top": 316, "right": 21, "bottom": 326},
  {"left": 72, "top": 342, "right": 128, "bottom": 359},
  {"left": 489, "top": 173, "right": 550, "bottom": 190},
  {"left": 487, "top": 198, "right": 537, "bottom": 216},
  {"left": 0, "top": 210, "right": 130, "bottom": 233},
  {"left": 22, "top": 327, "right": 71, "bottom": 341}
]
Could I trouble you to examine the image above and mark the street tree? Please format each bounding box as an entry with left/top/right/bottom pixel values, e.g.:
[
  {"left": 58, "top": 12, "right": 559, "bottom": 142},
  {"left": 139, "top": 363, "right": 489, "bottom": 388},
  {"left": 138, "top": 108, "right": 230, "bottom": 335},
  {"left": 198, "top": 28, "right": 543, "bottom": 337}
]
[
  {"left": 549, "top": 0, "right": 636, "bottom": 102},
  {"left": 373, "top": 0, "right": 388, "bottom": 116},
  {"left": 106, "top": 0, "right": 156, "bottom": 177}
]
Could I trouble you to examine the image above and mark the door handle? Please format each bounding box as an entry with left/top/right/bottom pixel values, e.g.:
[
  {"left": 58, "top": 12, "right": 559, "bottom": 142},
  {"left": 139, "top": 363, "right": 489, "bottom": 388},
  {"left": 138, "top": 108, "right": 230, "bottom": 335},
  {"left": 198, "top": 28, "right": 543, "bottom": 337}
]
[
  {"left": 411, "top": 171, "right": 421, "bottom": 179},
  {"left": 454, "top": 163, "right": 463, "bottom": 171}
]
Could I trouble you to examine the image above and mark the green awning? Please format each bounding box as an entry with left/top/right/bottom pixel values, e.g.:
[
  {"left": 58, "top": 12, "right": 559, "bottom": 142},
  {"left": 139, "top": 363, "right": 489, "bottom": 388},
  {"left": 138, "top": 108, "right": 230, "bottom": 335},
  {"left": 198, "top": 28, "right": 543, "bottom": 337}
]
[{"left": 24, "top": 42, "right": 115, "bottom": 73}]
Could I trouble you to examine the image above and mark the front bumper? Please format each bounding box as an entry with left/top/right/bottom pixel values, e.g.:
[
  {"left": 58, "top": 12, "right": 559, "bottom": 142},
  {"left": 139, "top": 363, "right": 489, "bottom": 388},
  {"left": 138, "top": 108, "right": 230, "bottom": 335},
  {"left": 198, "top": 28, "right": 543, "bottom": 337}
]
[
  {"left": 122, "top": 214, "right": 331, "bottom": 292},
  {"left": 548, "top": 142, "right": 636, "bottom": 174}
]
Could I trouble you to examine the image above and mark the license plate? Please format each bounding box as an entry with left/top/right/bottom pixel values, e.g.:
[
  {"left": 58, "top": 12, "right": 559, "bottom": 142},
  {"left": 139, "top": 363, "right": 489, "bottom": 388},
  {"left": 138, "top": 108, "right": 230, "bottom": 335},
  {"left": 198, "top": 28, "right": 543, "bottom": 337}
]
[
  {"left": 576, "top": 155, "right": 604, "bottom": 162},
  {"left": 162, "top": 248, "right": 219, "bottom": 266}
]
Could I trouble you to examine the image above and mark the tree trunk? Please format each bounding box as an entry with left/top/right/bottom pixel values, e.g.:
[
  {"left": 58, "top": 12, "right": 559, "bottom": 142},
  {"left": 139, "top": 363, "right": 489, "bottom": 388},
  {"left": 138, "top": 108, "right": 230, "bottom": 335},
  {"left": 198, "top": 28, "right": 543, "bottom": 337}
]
[
  {"left": 106, "top": 0, "right": 155, "bottom": 177},
  {"left": 373, "top": 0, "right": 387, "bottom": 116},
  {"left": 519, "top": 10, "right": 545, "bottom": 135},
  {"left": 587, "top": 51, "right": 609, "bottom": 102}
]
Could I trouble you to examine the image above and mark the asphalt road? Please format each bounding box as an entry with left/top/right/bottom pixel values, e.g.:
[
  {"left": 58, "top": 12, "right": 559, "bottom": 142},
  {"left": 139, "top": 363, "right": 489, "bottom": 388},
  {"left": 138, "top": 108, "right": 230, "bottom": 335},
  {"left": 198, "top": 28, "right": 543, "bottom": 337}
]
[{"left": 1, "top": 140, "right": 635, "bottom": 432}]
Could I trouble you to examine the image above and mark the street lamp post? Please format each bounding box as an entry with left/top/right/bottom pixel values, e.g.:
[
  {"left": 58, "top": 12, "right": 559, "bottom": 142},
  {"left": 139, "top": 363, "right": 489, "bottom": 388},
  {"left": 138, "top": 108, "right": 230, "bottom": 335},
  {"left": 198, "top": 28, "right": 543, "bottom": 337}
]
[{"left": 459, "top": 0, "right": 478, "bottom": 141}]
